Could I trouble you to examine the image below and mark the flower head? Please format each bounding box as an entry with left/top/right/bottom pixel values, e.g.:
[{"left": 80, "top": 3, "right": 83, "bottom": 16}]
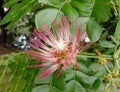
[{"left": 26, "top": 17, "right": 86, "bottom": 78}]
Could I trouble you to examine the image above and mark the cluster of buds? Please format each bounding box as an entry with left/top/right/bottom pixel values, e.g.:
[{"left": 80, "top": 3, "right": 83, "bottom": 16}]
[{"left": 95, "top": 49, "right": 107, "bottom": 65}]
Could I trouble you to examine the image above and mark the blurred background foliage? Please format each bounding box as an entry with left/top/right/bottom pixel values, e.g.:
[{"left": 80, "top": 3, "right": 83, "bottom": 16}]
[{"left": 0, "top": 0, "right": 120, "bottom": 92}]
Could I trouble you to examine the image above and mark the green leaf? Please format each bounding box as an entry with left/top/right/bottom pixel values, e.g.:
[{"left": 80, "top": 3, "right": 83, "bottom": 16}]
[
  {"left": 66, "top": 65, "right": 74, "bottom": 70},
  {"left": 89, "top": 63, "right": 106, "bottom": 77},
  {"left": 10, "top": 77, "right": 26, "bottom": 90},
  {"left": 32, "top": 85, "right": 62, "bottom": 92},
  {"left": 89, "top": 63, "right": 105, "bottom": 73},
  {"left": 66, "top": 80, "right": 86, "bottom": 92},
  {"left": 0, "top": 0, "right": 38, "bottom": 29},
  {"left": 32, "top": 85, "right": 49, "bottom": 92},
  {"left": 65, "top": 70, "right": 74, "bottom": 81},
  {"left": 93, "top": 79, "right": 101, "bottom": 89},
  {"left": 0, "top": 4, "right": 21, "bottom": 25},
  {"left": 35, "top": 8, "right": 62, "bottom": 28},
  {"left": 77, "top": 62, "right": 89, "bottom": 74},
  {"left": 52, "top": 74, "right": 66, "bottom": 90},
  {"left": 87, "top": 18, "right": 103, "bottom": 42},
  {"left": 110, "top": 36, "right": 118, "bottom": 45},
  {"left": 61, "top": 4, "right": 79, "bottom": 22},
  {"left": 34, "top": 75, "right": 51, "bottom": 84},
  {"left": 76, "top": 71, "right": 96, "bottom": 84},
  {"left": 97, "top": 83, "right": 105, "bottom": 92},
  {"left": 0, "top": 72, "right": 12, "bottom": 85},
  {"left": 38, "top": 0, "right": 64, "bottom": 8},
  {"left": 0, "top": 52, "right": 39, "bottom": 92},
  {"left": 103, "top": 48, "right": 114, "bottom": 55},
  {"left": 7, "top": 0, "right": 38, "bottom": 29},
  {"left": 71, "top": 0, "right": 92, "bottom": 17},
  {"left": 15, "top": 70, "right": 28, "bottom": 78},
  {"left": 115, "top": 21, "right": 120, "bottom": 39},
  {"left": 100, "top": 41, "right": 115, "bottom": 48},
  {"left": 70, "top": 17, "right": 89, "bottom": 34},
  {"left": 95, "top": 0, "right": 110, "bottom": 2},
  {"left": 91, "top": 0, "right": 111, "bottom": 22},
  {"left": 8, "top": 88, "right": 23, "bottom": 92},
  {"left": 3, "top": 0, "right": 19, "bottom": 8}
]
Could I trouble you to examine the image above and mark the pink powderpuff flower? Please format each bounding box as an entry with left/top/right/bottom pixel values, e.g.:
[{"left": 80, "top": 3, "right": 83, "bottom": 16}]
[{"left": 26, "top": 17, "right": 87, "bottom": 78}]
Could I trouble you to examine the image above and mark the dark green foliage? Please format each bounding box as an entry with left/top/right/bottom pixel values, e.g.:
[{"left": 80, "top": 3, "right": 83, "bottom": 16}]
[
  {"left": 0, "top": 0, "right": 38, "bottom": 29},
  {"left": 0, "top": 52, "right": 39, "bottom": 92},
  {"left": 0, "top": 0, "right": 120, "bottom": 92}
]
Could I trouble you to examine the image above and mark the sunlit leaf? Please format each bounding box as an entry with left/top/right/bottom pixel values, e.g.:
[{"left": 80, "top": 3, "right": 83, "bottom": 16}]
[{"left": 35, "top": 8, "right": 63, "bottom": 28}]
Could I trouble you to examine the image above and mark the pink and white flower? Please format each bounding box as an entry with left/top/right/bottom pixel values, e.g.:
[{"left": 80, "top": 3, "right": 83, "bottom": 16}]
[{"left": 26, "top": 17, "right": 86, "bottom": 78}]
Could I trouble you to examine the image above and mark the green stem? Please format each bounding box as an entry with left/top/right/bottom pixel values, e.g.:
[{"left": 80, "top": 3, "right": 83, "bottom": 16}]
[
  {"left": 79, "top": 52, "right": 112, "bottom": 57},
  {"left": 77, "top": 54, "right": 113, "bottom": 60},
  {"left": 104, "top": 64, "right": 111, "bottom": 73}
]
